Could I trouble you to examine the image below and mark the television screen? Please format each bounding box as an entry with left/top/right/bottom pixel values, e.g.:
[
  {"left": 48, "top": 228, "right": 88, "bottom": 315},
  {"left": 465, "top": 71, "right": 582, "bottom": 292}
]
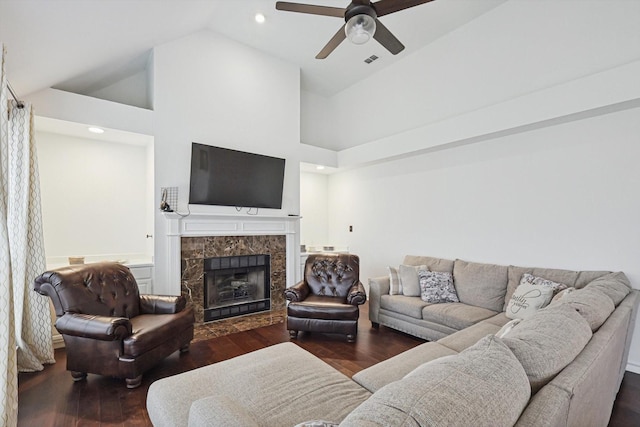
[{"left": 189, "top": 143, "right": 286, "bottom": 209}]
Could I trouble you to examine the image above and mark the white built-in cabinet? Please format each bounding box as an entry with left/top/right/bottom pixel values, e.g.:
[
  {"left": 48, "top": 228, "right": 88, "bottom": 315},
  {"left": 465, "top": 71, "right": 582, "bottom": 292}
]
[{"left": 129, "top": 264, "right": 153, "bottom": 294}]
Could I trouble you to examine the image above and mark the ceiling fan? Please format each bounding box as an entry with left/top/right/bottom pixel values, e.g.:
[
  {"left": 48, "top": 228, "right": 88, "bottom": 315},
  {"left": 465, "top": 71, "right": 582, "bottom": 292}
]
[{"left": 275, "top": 0, "right": 435, "bottom": 59}]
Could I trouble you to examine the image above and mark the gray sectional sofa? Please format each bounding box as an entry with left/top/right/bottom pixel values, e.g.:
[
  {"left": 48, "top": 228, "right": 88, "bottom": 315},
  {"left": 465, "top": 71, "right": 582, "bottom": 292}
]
[{"left": 146, "top": 255, "right": 639, "bottom": 427}]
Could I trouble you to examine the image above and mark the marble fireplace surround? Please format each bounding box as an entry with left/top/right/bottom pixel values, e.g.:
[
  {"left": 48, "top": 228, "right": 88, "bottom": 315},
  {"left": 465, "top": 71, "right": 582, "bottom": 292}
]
[{"left": 164, "top": 213, "right": 300, "bottom": 324}]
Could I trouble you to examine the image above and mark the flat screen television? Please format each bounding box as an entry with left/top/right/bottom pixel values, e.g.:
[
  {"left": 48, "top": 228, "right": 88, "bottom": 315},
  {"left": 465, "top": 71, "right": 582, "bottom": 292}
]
[{"left": 188, "top": 143, "right": 286, "bottom": 209}]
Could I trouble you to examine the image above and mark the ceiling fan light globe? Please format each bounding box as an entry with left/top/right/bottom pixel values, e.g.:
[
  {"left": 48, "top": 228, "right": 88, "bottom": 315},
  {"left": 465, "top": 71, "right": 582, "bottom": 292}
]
[{"left": 345, "top": 14, "right": 376, "bottom": 45}]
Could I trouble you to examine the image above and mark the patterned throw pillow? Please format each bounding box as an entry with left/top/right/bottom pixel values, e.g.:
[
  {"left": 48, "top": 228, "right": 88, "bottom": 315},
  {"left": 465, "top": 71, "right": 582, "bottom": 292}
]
[
  {"left": 418, "top": 270, "right": 459, "bottom": 303},
  {"left": 521, "top": 273, "right": 568, "bottom": 294},
  {"left": 506, "top": 283, "right": 554, "bottom": 320}
]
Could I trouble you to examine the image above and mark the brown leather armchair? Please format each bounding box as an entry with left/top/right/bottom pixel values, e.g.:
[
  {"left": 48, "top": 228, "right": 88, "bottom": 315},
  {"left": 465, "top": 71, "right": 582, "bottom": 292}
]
[
  {"left": 285, "top": 253, "right": 366, "bottom": 342},
  {"left": 34, "top": 262, "right": 194, "bottom": 388}
]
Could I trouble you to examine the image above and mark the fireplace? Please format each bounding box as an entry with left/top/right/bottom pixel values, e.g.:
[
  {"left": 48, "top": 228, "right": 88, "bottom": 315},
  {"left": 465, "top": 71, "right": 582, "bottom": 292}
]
[
  {"left": 178, "top": 229, "right": 291, "bottom": 324},
  {"left": 203, "top": 254, "right": 271, "bottom": 322}
]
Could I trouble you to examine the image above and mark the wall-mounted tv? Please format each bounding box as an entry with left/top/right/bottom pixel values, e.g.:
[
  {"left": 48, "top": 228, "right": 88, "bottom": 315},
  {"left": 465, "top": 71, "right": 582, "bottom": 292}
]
[{"left": 188, "top": 143, "right": 286, "bottom": 209}]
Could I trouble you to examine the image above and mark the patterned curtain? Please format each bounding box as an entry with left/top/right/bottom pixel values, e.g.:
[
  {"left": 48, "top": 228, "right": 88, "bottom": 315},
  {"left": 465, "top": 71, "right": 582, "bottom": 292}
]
[{"left": 0, "top": 43, "right": 55, "bottom": 427}]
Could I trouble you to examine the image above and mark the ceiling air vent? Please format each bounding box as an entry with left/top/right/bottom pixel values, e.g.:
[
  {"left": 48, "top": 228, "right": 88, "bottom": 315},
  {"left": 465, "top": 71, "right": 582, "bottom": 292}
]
[{"left": 364, "top": 55, "right": 379, "bottom": 64}]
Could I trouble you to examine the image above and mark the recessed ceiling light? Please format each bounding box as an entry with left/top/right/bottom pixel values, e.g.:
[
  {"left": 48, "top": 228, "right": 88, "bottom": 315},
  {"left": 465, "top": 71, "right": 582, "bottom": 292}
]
[
  {"left": 88, "top": 127, "right": 104, "bottom": 134},
  {"left": 316, "top": 165, "right": 325, "bottom": 170},
  {"left": 255, "top": 13, "right": 265, "bottom": 23}
]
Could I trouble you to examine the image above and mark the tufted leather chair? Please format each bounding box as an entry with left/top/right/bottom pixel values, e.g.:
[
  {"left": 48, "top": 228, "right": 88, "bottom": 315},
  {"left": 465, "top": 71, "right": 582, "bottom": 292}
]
[
  {"left": 284, "top": 253, "right": 366, "bottom": 342},
  {"left": 34, "top": 262, "right": 194, "bottom": 388}
]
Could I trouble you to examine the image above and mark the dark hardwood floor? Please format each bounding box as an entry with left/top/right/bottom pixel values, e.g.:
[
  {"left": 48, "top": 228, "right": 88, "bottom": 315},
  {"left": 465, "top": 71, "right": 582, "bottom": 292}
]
[{"left": 18, "top": 304, "right": 640, "bottom": 426}]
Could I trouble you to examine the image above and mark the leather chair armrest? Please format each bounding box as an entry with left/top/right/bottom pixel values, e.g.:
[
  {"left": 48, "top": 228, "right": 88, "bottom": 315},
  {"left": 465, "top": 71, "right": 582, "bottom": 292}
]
[
  {"left": 55, "top": 313, "right": 132, "bottom": 340},
  {"left": 284, "top": 281, "right": 310, "bottom": 302},
  {"left": 139, "top": 294, "right": 187, "bottom": 314},
  {"left": 347, "top": 281, "right": 367, "bottom": 305}
]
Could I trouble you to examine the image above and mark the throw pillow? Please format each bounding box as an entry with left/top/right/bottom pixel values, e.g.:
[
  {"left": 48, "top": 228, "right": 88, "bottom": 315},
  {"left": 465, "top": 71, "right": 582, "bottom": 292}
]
[
  {"left": 502, "top": 304, "right": 592, "bottom": 393},
  {"left": 388, "top": 264, "right": 427, "bottom": 296},
  {"left": 387, "top": 266, "right": 401, "bottom": 295},
  {"left": 399, "top": 264, "right": 425, "bottom": 297},
  {"left": 505, "top": 283, "right": 554, "bottom": 320},
  {"left": 340, "top": 335, "right": 531, "bottom": 427},
  {"left": 521, "top": 273, "right": 568, "bottom": 293},
  {"left": 418, "top": 270, "right": 459, "bottom": 303},
  {"left": 495, "top": 318, "right": 523, "bottom": 338}
]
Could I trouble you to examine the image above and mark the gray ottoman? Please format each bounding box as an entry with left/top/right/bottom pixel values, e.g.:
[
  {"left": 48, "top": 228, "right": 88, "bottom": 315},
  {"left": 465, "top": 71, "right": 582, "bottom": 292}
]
[{"left": 146, "top": 342, "right": 371, "bottom": 427}]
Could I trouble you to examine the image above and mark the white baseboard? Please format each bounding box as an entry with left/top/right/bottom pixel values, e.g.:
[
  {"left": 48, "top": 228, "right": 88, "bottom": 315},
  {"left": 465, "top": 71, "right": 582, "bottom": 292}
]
[{"left": 626, "top": 361, "right": 640, "bottom": 374}]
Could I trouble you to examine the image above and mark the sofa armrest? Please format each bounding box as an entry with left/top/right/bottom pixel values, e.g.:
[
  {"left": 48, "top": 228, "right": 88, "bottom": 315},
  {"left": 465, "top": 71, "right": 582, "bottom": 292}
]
[
  {"left": 139, "top": 294, "right": 187, "bottom": 314},
  {"left": 55, "top": 313, "right": 132, "bottom": 340},
  {"left": 284, "top": 281, "right": 310, "bottom": 302},
  {"left": 347, "top": 281, "right": 367, "bottom": 305},
  {"left": 368, "top": 275, "right": 390, "bottom": 324}
]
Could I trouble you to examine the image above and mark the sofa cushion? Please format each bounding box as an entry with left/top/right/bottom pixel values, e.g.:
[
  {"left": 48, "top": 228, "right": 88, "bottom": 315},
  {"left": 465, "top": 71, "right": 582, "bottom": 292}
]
[
  {"left": 287, "top": 295, "right": 359, "bottom": 320},
  {"left": 481, "top": 312, "right": 511, "bottom": 327},
  {"left": 550, "top": 288, "right": 615, "bottom": 332},
  {"left": 403, "top": 255, "right": 455, "bottom": 273},
  {"left": 437, "top": 321, "right": 501, "bottom": 352},
  {"left": 574, "top": 270, "right": 611, "bottom": 289},
  {"left": 422, "top": 303, "right": 496, "bottom": 331},
  {"left": 505, "top": 282, "right": 554, "bottom": 320},
  {"left": 502, "top": 303, "right": 592, "bottom": 393},
  {"left": 352, "top": 342, "right": 458, "bottom": 393},
  {"left": 453, "top": 259, "right": 508, "bottom": 312},
  {"left": 340, "top": 335, "right": 530, "bottom": 427},
  {"left": 147, "top": 342, "right": 371, "bottom": 427},
  {"left": 188, "top": 395, "right": 259, "bottom": 427},
  {"left": 418, "top": 270, "right": 459, "bottom": 303},
  {"left": 124, "top": 310, "right": 194, "bottom": 357},
  {"left": 584, "top": 271, "right": 631, "bottom": 306},
  {"left": 399, "top": 264, "right": 425, "bottom": 297},
  {"left": 380, "top": 295, "right": 430, "bottom": 319},
  {"left": 504, "top": 266, "right": 579, "bottom": 311},
  {"left": 551, "top": 287, "right": 576, "bottom": 302}
]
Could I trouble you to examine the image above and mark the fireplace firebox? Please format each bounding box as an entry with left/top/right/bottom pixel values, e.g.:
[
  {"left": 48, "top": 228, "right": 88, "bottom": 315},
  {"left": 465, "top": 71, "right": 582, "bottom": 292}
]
[{"left": 203, "top": 254, "right": 271, "bottom": 322}]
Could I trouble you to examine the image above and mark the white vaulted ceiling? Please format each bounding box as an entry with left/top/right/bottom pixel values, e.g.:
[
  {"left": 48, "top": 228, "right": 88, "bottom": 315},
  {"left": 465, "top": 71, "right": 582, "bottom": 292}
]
[{"left": 0, "top": 0, "right": 504, "bottom": 99}]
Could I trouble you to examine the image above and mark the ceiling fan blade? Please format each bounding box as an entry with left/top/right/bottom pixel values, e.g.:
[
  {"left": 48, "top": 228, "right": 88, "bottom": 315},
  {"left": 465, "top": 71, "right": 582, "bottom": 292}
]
[
  {"left": 373, "top": 19, "right": 404, "bottom": 55},
  {"left": 316, "top": 26, "right": 347, "bottom": 59},
  {"left": 373, "top": 0, "right": 435, "bottom": 17},
  {"left": 276, "top": 2, "right": 345, "bottom": 18}
]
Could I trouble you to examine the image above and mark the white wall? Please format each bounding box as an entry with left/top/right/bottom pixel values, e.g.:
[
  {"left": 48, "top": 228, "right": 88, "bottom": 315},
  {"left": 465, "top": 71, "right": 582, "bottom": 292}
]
[
  {"left": 300, "top": 172, "right": 329, "bottom": 248},
  {"left": 26, "top": 88, "right": 153, "bottom": 137},
  {"left": 152, "top": 30, "right": 301, "bottom": 294},
  {"left": 36, "top": 131, "right": 151, "bottom": 263},
  {"left": 300, "top": 90, "right": 334, "bottom": 149},
  {"left": 325, "top": 0, "right": 640, "bottom": 150},
  {"left": 326, "top": 106, "right": 640, "bottom": 371},
  {"left": 88, "top": 69, "right": 150, "bottom": 109}
]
